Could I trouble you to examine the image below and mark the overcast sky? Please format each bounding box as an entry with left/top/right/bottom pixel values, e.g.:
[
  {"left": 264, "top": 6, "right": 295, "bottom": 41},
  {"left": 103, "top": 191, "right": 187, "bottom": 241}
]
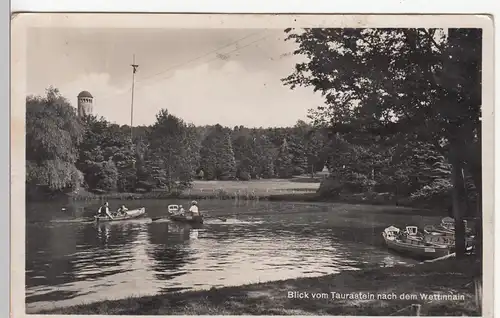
[{"left": 27, "top": 28, "right": 324, "bottom": 128}]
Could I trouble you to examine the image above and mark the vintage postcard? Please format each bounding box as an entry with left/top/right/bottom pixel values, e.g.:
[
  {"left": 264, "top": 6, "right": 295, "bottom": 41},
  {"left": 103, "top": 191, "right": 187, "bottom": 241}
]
[{"left": 11, "top": 14, "right": 494, "bottom": 316}]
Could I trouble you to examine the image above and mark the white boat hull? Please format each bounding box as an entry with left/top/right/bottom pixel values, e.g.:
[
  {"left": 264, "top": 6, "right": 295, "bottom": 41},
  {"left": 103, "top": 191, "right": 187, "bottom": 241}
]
[
  {"left": 94, "top": 207, "right": 146, "bottom": 222},
  {"left": 382, "top": 232, "right": 453, "bottom": 259}
]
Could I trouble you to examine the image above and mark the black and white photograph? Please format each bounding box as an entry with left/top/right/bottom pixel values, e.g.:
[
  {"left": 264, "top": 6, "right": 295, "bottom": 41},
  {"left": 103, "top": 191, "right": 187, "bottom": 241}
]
[{"left": 11, "top": 14, "right": 493, "bottom": 316}]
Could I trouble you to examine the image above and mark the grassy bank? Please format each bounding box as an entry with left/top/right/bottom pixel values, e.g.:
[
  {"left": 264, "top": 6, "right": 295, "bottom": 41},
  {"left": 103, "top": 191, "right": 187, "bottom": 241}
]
[
  {"left": 66, "top": 179, "right": 439, "bottom": 212},
  {"left": 40, "top": 258, "right": 481, "bottom": 315},
  {"left": 69, "top": 179, "right": 320, "bottom": 201}
]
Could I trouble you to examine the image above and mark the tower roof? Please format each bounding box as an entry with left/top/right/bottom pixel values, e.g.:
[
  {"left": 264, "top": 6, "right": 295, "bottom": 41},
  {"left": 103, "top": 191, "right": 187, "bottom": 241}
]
[{"left": 78, "top": 91, "right": 93, "bottom": 98}]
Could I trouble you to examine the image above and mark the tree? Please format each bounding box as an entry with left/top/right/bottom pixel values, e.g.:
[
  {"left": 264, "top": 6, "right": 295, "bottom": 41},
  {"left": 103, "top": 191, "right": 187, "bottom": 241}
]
[
  {"left": 199, "top": 131, "right": 218, "bottom": 180},
  {"left": 200, "top": 124, "right": 237, "bottom": 180},
  {"left": 133, "top": 137, "right": 153, "bottom": 191},
  {"left": 185, "top": 124, "right": 202, "bottom": 178},
  {"left": 289, "top": 137, "right": 308, "bottom": 175},
  {"left": 76, "top": 115, "right": 136, "bottom": 192},
  {"left": 233, "top": 134, "right": 258, "bottom": 180},
  {"left": 26, "top": 87, "right": 84, "bottom": 196},
  {"left": 218, "top": 132, "right": 237, "bottom": 180},
  {"left": 282, "top": 28, "right": 482, "bottom": 257},
  {"left": 304, "top": 127, "right": 328, "bottom": 177},
  {"left": 253, "top": 134, "right": 276, "bottom": 178},
  {"left": 86, "top": 160, "right": 119, "bottom": 192},
  {"left": 275, "top": 138, "right": 294, "bottom": 178},
  {"left": 288, "top": 121, "right": 310, "bottom": 175},
  {"left": 147, "top": 109, "right": 195, "bottom": 192}
]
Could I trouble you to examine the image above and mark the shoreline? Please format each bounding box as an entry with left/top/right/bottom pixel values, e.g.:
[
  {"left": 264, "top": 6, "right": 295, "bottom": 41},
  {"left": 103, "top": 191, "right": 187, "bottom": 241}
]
[
  {"left": 27, "top": 178, "right": 450, "bottom": 212},
  {"left": 32, "top": 191, "right": 444, "bottom": 214},
  {"left": 37, "top": 258, "right": 481, "bottom": 316}
]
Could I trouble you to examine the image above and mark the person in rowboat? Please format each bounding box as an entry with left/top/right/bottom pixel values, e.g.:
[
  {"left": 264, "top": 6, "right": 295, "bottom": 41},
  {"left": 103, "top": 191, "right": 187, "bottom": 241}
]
[
  {"left": 117, "top": 205, "right": 129, "bottom": 216},
  {"left": 97, "top": 202, "right": 114, "bottom": 219},
  {"left": 178, "top": 205, "right": 185, "bottom": 215}
]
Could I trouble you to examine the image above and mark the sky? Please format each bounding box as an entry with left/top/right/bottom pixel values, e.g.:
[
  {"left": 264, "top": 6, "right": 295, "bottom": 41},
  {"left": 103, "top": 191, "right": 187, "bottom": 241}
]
[{"left": 27, "top": 28, "right": 325, "bottom": 128}]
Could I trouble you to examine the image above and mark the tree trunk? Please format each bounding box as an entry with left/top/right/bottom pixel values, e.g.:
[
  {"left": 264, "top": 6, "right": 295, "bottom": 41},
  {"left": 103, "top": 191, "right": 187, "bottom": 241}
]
[
  {"left": 475, "top": 190, "right": 482, "bottom": 259},
  {"left": 465, "top": 139, "right": 482, "bottom": 259},
  {"left": 450, "top": 152, "right": 467, "bottom": 258},
  {"left": 468, "top": 167, "right": 482, "bottom": 259}
]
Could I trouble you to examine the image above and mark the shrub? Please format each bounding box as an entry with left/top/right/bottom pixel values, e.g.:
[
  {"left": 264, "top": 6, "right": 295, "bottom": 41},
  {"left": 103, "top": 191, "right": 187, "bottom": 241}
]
[{"left": 317, "top": 178, "right": 342, "bottom": 198}]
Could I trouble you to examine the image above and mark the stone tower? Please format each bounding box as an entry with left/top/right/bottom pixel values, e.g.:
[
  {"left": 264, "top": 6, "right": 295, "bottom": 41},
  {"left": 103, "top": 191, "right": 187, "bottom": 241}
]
[{"left": 77, "top": 90, "right": 93, "bottom": 117}]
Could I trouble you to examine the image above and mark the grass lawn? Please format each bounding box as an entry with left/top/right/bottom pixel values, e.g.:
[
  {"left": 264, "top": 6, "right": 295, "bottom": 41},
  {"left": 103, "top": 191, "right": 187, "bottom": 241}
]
[
  {"left": 40, "top": 258, "right": 481, "bottom": 316},
  {"left": 185, "top": 179, "right": 320, "bottom": 196},
  {"left": 66, "top": 179, "right": 439, "bottom": 212},
  {"left": 69, "top": 179, "right": 321, "bottom": 201}
]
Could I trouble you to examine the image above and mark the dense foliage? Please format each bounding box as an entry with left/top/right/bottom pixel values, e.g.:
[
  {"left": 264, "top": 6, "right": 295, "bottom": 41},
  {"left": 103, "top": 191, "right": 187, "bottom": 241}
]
[
  {"left": 282, "top": 28, "right": 482, "bottom": 256},
  {"left": 26, "top": 87, "right": 85, "bottom": 197},
  {"left": 26, "top": 88, "right": 456, "bottom": 210}
]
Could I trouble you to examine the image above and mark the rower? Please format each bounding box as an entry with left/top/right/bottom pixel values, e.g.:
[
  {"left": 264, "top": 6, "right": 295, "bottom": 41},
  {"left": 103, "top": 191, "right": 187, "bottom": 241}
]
[
  {"left": 98, "top": 202, "right": 114, "bottom": 219},
  {"left": 117, "top": 205, "right": 129, "bottom": 215},
  {"left": 189, "top": 201, "right": 199, "bottom": 216},
  {"left": 178, "top": 205, "right": 185, "bottom": 215}
]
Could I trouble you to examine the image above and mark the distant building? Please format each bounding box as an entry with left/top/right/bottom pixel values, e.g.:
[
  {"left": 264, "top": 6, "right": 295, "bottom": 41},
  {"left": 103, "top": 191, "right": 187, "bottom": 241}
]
[{"left": 77, "top": 90, "right": 93, "bottom": 117}]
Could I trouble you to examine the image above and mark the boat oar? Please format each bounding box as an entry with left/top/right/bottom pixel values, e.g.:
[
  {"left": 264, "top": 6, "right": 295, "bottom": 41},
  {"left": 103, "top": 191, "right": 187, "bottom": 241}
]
[
  {"left": 150, "top": 216, "right": 228, "bottom": 222},
  {"left": 203, "top": 215, "right": 229, "bottom": 222},
  {"left": 151, "top": 216, "right": 169, "bottom": 221}
]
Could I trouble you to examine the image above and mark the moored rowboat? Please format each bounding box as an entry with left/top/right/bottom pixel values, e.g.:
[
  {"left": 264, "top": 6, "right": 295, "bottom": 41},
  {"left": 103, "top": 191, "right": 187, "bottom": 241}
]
[{"left": 94, "top": 207, "right": 146, "bottom": 222}]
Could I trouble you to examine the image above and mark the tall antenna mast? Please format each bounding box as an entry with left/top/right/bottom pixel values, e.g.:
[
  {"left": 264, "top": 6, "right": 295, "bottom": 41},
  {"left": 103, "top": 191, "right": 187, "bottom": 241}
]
[{"left": 130, "top": 54, "right": 139, "bottom": 141}]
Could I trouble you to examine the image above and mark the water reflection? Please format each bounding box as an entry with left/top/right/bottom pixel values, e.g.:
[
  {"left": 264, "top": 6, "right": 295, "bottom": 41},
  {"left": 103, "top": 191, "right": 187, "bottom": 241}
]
[
  {"left": 26, "top": 224, "right": 78, "bottom": 291},
  {"left": 146, "top": 222, "right": 193, "bottom": 286},
  {"left": 26, "top": 199, "right": 425, "bottom": 313},
  {"left": 25, "top": 220, "right": 142, "bottom": 310}
]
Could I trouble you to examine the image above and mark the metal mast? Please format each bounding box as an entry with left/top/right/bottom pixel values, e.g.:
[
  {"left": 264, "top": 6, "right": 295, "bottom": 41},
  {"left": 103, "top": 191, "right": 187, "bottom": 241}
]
[{"left": 130, "top": 54, "right": 139, "bottom": 141}]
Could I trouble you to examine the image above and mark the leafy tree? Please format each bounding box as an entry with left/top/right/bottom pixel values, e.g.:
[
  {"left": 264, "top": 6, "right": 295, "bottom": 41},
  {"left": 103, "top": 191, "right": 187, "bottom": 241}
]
[
  {"left": 184, "top": 124, "right": 202, "bottom": 178},
  {"left": 218, "top": 131, "right": 237, "bottom": 180},
  {"left": 86, "top": 160, "right": 119, "bottom": 192},
  {"left": 199, "top": 126, "right": 220, "bottom": 180},
  {"left": 289, "top": 120, "right": 310, "bottom": 175},
  {"left": 306, "top": 128, "right": 328, "bottom": 176},
  {"left": 253, "top": 134, "right": 276, "bottom": 178},
  {"left": 233, "top": 135, "right": 257, "bottom": 180},
  {"left": 282, "top": 27, "right": 482, "bottom": 257},
  {"left": 26, "top": 87, "right": 84, "bottom": 196},
  {"left": 200, "top": 124, "right": 237, "bottom": 180},
  {"left": 275, "top": 138, "right": 294, "bottom": 178},
  {"left": 197, "top": 169, "right": 205, "bottom": 180},
  {"left": 147, "top": 109, "right": 195, "bottom": 192},
  {"left": 76, "top": 115, "right": 136, "bottom": 192},
  {"left": 289, "top": 137, "right": 308, "bottom": 175}
]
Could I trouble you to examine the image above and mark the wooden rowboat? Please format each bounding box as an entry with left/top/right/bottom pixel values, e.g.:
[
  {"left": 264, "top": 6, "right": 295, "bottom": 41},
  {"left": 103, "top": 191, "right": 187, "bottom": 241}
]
[
  {"left": 94, "top": 207, "right": 146, "bottom": 222},
  {"left": 382, "top": 226, "right": 453, "bottom": 260}
]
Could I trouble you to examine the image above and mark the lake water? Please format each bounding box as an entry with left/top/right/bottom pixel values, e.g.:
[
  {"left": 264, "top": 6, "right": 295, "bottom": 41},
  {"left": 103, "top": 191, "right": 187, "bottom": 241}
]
[{"left": 25, "top": 199, "right": 440, "bottom": 313}]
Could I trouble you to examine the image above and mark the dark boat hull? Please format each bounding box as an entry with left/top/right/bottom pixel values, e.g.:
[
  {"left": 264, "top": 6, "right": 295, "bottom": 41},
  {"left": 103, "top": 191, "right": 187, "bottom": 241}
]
[{"left": 169, "top": 214, "right": 204, "bottom": 225}]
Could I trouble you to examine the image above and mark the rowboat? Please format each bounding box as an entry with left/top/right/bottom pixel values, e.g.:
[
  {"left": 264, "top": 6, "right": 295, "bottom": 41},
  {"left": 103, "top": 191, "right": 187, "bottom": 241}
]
[
  {"left": 94, "top": 207, "right": 146, "bottom": 222},
  {"left": 169, "top": 214, "right": 204, "bottom": 225},
  {"left": 167, "top": 204, "right": 204, "bottom": 224},
  {"left": 382, "top": 225, "right": 453, "bottom": 259},
  {"left": 423, "top": 218, "right": 476, "bottom": 248}
]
